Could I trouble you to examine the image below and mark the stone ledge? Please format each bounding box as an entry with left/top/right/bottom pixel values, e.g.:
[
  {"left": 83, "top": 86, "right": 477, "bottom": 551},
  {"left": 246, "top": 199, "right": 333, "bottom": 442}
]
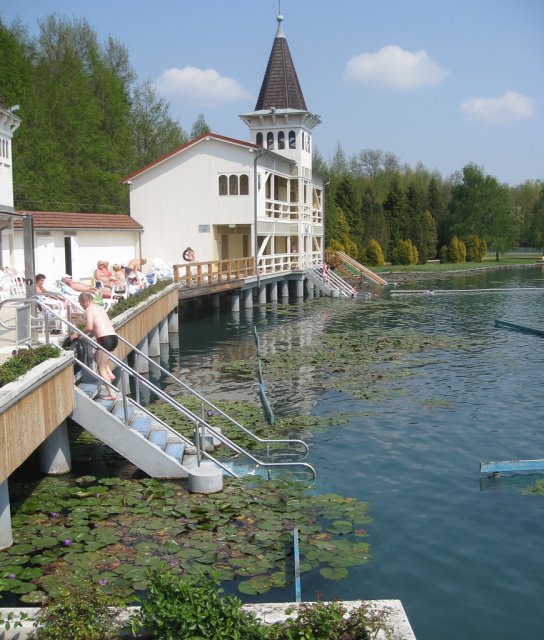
[{"left": 0, "top": 600, "right": 416, "bottom": 639}]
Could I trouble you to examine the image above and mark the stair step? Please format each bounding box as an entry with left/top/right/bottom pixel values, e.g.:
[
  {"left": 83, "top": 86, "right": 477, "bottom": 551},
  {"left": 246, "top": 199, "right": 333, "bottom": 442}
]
[
  {"left": 78, "top": 382, "right": 101, "bottom": 398},
  {"left": 111, "top": 402, "right": 135, "bottom": 422},
  {"left": 164, "top": 441, "right": 185, "bottom": 461},
  {"left": 95, "top": 396, "right": 116, "bottom": 411},
  {"left": 148, "top": 429, "right": 168, "bottom": 448},
  {"left": 131, "top": 415, "right": 152, "bottom": 436}
]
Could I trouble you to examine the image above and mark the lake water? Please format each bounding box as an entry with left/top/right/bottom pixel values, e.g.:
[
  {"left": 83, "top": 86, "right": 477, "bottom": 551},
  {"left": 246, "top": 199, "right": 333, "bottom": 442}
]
[{"left": 173, "top": 266, "right": 544, "bottom": 640}]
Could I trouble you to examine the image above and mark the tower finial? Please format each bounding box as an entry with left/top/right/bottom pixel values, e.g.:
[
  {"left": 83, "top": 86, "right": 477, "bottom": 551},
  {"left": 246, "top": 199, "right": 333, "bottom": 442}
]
[{"left": 276, "top": 4, "right": 285, "bottom": 38}]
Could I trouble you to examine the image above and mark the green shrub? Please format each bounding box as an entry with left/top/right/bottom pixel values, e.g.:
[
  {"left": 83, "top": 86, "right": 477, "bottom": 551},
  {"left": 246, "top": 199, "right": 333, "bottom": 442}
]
[
  {"left": 448, "top": 236, "right": 467, "bottom": 263},
  {"left": 361, "top": 240, "right": 385, "bottom": 267},
  {"left": 131, "top": 569, "right": 265, "bottom": 639},
  {"left": 268, "top": 599, "right": 396, "bottom": 640},
  {"left": 439, "top": 244, "right": 449, "bottom": 263},
  {"left": 0, "top": 345, "right": 60, "bottom": 387},
  {"left": 465, "top": 234, "right": 487, "bottom": 262},
  {"left": 391, "top": 239, "right": 419, "bottom": 265},
  {"left": 33, "top": 579, "right": 121, "bottom": 640},
  {"left": 108, "top": 279, "right": 173, "bottom": 319}
]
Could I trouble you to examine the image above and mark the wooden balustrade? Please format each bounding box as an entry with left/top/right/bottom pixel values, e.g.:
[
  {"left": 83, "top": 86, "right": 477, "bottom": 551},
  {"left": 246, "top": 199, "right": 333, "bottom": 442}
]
[{"left": 173, "top": 257, "right": 255, "bottom": 288}]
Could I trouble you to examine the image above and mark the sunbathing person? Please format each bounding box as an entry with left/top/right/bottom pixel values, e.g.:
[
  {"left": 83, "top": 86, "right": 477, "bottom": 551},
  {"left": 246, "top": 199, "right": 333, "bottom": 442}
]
[{"left": 94, "top": 261, "right": 116, "bottom": 288}]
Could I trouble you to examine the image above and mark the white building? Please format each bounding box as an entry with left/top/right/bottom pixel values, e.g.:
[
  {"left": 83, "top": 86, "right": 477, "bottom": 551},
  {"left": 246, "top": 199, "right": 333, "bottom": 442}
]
[{"left": 123, "top": 14, "right": 325, "bottom": 276}]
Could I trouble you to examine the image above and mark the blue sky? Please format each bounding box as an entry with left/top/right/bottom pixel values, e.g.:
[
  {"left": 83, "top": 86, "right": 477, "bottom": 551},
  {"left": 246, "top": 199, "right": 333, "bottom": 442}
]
[{"left": 2, "top": 0, "right": 543, "bottom": 186}]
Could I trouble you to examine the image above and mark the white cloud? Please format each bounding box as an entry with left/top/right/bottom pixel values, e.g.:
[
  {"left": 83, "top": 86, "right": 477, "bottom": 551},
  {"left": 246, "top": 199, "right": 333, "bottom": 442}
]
[
  {"left": 460, "top": 91, "right": 534, "bottom": 124},
  {"left": 156, "top": 66, "right": 250, "bottom": 106},
  {"left": 345, "top": 45, "right": 448, "bottom": 90}
]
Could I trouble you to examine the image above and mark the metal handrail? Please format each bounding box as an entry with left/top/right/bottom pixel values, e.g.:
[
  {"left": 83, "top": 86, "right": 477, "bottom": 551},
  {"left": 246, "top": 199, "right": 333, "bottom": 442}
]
[
  {"left": 24, "top": 302, "right": 316, "bottom": 480},
  {"left": 73, "top": 357, "right": 239, "bottom": 479},
  {"left": 113, "top": 332, "right": 311, "bottom": 458},
  {"left": 310, "top": 264, "right": 360, "bottom": 298}
]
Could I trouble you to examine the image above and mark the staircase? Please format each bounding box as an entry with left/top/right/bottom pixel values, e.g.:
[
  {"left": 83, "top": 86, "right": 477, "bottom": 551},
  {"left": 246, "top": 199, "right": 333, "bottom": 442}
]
[
  {"left": 308, "top": 264, "right": 361, "bottom": 298},
  {"left": 328, "top": 251, "right": 389, "bottom": 285},
  {"left": 73, "top": 380, "right": 193, "bottom": 479},
  {"left": 61, "top": 326, "right": 316, "bottom": 482}
]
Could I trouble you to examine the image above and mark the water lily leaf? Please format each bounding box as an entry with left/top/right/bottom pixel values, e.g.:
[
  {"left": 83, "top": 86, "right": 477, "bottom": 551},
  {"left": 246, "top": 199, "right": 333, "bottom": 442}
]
[
  {"left": 320, "top": 566, "right": 349, "bottom": 580},
  {"left": 7, "top": 544, "right": 34, "bottom": 555},
  {"left": 327, "top": 520, "right": 353, "bottom": 535},
  {"left": 20, "top": 590, "right": 48, "bottom": 605},
  {"left": 11, "top": 581, "right": 39, "bottom": 594},
  {"left": 237, "top": 574, "right": 273, "bottom": 595},
  {"left": 75, "top": 475, "right": 97, "bottom": 485}
]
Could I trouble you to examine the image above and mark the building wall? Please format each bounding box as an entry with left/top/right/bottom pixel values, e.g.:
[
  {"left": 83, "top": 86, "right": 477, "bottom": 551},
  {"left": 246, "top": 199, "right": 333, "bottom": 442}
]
[
  {"left": 7, "top": 229, "right": 141, "bottom": 281},
  {"left": 129, "top": 140, "right": 261, "bottom": 266}
]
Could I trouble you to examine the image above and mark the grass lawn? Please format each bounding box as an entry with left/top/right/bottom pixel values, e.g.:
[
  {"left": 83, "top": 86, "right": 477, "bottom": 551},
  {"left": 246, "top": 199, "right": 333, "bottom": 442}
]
[{"left": 372, "top": 254, "right": 543, "bottom": 274}]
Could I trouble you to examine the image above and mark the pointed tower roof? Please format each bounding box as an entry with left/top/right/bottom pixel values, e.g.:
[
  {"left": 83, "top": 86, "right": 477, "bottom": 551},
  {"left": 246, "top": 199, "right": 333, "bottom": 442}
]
[{"left": 255, "top": 14, "right": 307, "bottom": 111}]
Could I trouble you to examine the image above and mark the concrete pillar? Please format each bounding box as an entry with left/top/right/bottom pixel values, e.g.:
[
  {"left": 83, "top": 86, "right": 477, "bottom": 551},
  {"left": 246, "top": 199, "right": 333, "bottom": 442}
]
[
  {"left": 159, "top": 318, "right": 169, "bottom": 344},
  {"left": 258, "top": 284, "right": 267, "bottom": 304},
  {"left": 307, "top": 282, "right": 314, "bottom": 299},
  {"left": 148, "top": 325, "right": 160, "bottom": 357},
  {"left": 0, "top": 480, "right": 13, "bottom": 550},
  {"left": 229, "top": 293, "right": 240, "bottom": 312},
  {"left": 160, "top": 343, "right": 170, "bottom": 369},
  {"left": 243, "top": 288, "right": 253, "bottom": 309},
  {"left": 168, "top": 309, "right": 179, "bottom": 332},
  {"left": 212, "top": 294, "right": 221, "bottom": 308},
  {"left": 269, "top": 281, "right": 278, "bottom": 302},
  {"left": 296, "top": 277, "right": 305, "bottom": 298},
  {"left": 136, "top": 337, "right": 150, "bottom": 373},
  {"left": 281, "top": 280, "right": 289, "bottom": 298},
  {"left": 39, "top": 421, "right": 71, "bottom": 475}
]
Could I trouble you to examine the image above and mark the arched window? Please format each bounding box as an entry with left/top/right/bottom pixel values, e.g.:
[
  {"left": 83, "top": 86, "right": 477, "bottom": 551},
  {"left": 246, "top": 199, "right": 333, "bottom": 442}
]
[
  {"left": 240, "top": 174, "right": 249, "bottom": 195},
  {"left": 289, "top": 130, "right": 296, "bottom": 149},
  {"left": 267, "top": 132, "right": 274, "bottom": 150},
  {"left": 229, "top": 175, "right": 239, "bottom": 195},
  {"left": 218, "top": 174, "right": 228, "bottom": 195},
  {"left": 256, "top": 132, "right": 263, "bottom": 147},
  {"left": 278, "top": 131, "right": 285, "bottom": 149}
]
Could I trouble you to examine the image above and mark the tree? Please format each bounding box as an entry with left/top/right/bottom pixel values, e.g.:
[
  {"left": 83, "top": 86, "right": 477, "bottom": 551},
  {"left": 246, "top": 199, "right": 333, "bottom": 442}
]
[
  {"left": 131, "top": 80, "right": 187, "bottom": 167},
  {"left": 383, "top": 176, "right": 408, "bottom": 258},
  {"left": 449, "top": 163, "right": 513, "bottom": 259},
  {"left": 329, "top": 142, "right": 348, "bottom": 176},
  {"left": 361, "top": 186, "right": 389, "bottom": 250},
  {"left": 410, "top": 210, "right": 438, "bottom": 263},
  {"left": 190, "top": 113, "right": 210, "bottom": 139}
]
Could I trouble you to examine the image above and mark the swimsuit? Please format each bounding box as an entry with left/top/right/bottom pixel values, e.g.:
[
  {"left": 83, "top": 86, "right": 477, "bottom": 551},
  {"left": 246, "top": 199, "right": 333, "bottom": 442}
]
[{"left": 97, "top": 335, "right": 118, "bottom": 352}]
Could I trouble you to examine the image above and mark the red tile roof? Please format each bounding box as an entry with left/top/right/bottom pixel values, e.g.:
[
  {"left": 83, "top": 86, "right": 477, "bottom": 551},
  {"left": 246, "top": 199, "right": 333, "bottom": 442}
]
[
  {"left": 122, "top": 132, "right": 259, "bottom": 184},
  {"left": 13, "top": 211, "right": 143, "bottom": 231}
]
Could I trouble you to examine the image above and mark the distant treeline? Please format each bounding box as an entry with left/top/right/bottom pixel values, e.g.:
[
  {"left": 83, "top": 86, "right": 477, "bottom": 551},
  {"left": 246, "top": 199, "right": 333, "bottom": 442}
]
[
  {"left": 315, "top": 145, "right": 543, "bottom": 263},
  {"left": 0, "top": 15, "right": 542, "bottom": 260}
]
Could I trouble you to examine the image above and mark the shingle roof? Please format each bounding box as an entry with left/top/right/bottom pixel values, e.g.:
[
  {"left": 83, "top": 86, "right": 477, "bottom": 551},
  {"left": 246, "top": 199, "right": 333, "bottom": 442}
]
[
  {"left": 13, "top": 211, "right": 143, "bottom": 231},
  {"left": 255, "top": 15, "right": 307, "bottom": 111}
]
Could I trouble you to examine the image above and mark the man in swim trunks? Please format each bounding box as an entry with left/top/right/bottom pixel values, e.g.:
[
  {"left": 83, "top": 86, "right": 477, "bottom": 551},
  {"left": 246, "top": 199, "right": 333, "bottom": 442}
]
[{"left": 71, "top": 292, "right": 119, "bottom": 400}]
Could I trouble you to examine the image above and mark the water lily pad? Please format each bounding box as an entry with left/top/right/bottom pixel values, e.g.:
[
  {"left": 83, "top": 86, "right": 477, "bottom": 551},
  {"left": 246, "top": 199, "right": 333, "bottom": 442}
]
[
  {"left": 327, "top": 520, "right": 353, "bottom": 535},
  {"left": 319, "top": 566, "right": 349, "bottom": 580},
  {"left": 20, "top": 590, "right": 48, "bottom": 605}
]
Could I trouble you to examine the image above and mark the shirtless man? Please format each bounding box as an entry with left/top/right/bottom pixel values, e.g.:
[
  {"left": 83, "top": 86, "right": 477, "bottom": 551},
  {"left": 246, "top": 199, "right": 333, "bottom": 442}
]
[
  {"left": 127, "top": 258, "right": 147, "bottom": 272},
  {"left": 71, "top": 292, "right": 119, "bottom": 400}
]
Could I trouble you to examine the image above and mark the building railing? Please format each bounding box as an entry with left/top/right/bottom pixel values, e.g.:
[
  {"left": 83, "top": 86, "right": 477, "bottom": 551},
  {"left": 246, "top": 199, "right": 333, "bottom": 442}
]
[
  {"left": 173, "top": 257, "right": 255, "bottom": 287},
  {"left": 257, "top": 251, "right": 321, "bottom": 274},
  {"left": 262, "top": 199, "right": 323, "bottom": 225}
]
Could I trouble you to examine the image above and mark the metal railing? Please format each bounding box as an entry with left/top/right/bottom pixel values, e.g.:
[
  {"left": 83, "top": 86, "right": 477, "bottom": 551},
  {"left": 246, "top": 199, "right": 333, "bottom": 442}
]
[
  {"left": 22, "top": 301, "right": 316, "bottom": 480},
  {"left": 114, "top": 331, "right": 310, "bottom": 460}
]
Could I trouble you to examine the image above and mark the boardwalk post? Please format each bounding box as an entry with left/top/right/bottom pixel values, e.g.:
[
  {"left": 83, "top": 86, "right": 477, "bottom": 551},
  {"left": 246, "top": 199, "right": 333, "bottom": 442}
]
[
  {"left": 39, "top": 421, "right": 71, "bottom": 475},
  {"left": 0, "top": 480, "right": 12, "bottom": 550}
]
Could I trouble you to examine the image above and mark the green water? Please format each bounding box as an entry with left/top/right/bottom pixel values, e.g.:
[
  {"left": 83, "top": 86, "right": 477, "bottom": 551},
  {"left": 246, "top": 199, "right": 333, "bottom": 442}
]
[{"left": 174, "top": 265, "right": 544, "bottom": 640}]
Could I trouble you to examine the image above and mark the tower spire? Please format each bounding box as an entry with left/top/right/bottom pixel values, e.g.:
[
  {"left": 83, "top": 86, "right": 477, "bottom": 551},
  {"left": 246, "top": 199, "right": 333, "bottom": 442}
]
[{"left": 254, "top": 12, "right": 307, "bottom": 111}]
